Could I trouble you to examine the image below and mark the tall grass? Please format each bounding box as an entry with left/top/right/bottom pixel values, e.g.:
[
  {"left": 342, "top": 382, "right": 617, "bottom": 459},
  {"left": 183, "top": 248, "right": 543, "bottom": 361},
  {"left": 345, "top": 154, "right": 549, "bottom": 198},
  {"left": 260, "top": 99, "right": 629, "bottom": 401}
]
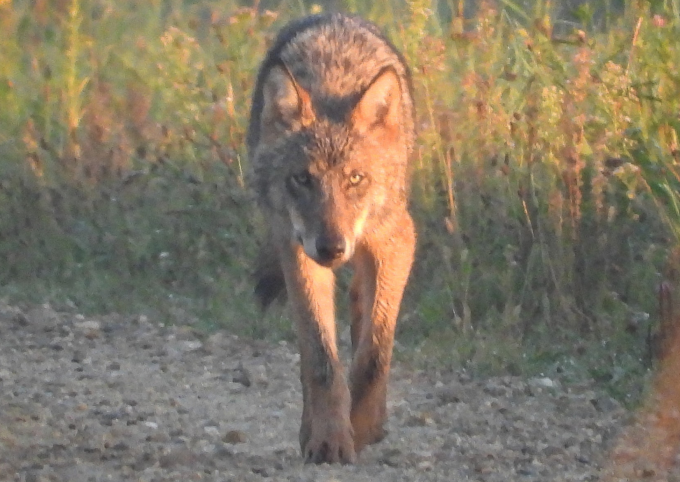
[{"left": 1, "top": 0, "right": 679, "bottom": 398}]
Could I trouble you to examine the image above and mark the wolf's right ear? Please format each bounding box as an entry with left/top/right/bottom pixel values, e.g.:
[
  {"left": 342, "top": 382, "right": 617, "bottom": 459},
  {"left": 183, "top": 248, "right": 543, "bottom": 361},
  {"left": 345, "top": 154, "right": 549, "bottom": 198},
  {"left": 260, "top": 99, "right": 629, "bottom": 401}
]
[
  {"left": 351, "top": 68, "right": 402, "bottom": 136},
  {"left": 260, "top": 66, "right": 314, "bottom": 141}
]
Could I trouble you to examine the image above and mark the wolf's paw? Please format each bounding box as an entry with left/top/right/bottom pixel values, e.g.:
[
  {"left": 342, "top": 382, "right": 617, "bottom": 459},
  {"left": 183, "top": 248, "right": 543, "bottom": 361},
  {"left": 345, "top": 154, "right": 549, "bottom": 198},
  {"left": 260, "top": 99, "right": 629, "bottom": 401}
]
[
  {"left": 301, "top": 419, "right": 356, "bottom": 464},
  {"left": 350, "top": 397, "right": 388, "bottom": 452},
  {"left": 353, "top": 421, "right": 387, "bottom": 451}
]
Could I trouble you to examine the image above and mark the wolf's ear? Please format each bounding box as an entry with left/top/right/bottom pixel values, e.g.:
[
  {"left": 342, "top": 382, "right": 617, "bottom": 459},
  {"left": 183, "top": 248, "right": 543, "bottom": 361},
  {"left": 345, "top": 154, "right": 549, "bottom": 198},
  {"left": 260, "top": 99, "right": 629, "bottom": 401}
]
[
  {"left": 260, "top": 65, "right": 314, "bottom": 140},
  {"left": 352, "top": 68, "right": 402, "bottom": 135}
]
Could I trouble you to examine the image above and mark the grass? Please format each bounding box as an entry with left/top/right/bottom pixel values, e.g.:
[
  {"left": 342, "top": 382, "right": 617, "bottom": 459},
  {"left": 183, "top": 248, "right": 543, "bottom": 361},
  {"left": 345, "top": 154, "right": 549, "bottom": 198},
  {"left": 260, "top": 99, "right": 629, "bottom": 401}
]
[{"left": 1, "top": 0, "right": 680, "bottom": 403}]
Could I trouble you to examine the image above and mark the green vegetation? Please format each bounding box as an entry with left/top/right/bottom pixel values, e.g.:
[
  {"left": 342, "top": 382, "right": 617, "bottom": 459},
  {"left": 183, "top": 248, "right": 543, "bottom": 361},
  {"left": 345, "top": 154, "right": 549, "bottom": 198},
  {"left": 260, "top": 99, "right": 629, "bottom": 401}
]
[{"left": 1, "top": 0, "right": 679, "bottom": 402}]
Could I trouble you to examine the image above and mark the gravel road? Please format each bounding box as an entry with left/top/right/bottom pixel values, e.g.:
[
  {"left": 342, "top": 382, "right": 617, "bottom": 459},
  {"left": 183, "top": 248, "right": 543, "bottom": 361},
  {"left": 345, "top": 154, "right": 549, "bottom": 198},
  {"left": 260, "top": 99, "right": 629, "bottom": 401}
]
[{"left": 0, "top": 302, "right": 648, "bottom": 481}]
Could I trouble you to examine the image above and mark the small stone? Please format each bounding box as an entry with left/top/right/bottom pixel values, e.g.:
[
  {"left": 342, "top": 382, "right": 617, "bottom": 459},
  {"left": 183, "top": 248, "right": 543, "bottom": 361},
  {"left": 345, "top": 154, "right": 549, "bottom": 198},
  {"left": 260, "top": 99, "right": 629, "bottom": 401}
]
[
  {"left": 483, "top": 381, "right": 508, "bottom": 397},
  {"left": 530, "top": 377, "right": 556, "bottom": 388},
  {"left": 71, "top": 350, "right": 85, "bottom": 363},
  {"left": 99, "top": 411, "right": 122, "bottom": 426},
  {"left": 406, "top": 412, "right": 434, "bottom": 427},
  {"left": 590, "top": 395, "right": 621, "bottom": 413},
  {"left": 380, "top": 448, "right": 402, "bottom": 467},
  {"left": 76, "top": 320, "right": 101, "bottom": 331},
  {"left": 437, "top": 387, "right": 461, "bottom": 405},
  {"left": 179, "top": 340, "right": 203, "bottom": 352},
  {"left": 223, "top": 430, "right": 247, "bottom": 444},
  {"left": 13, "top": 312, "right": 29, "bottom": 326},
  {"left": 576, "top": 454, "right": 590, "bottom": 464},
  {"left": 201, "top": 443, "right": 217, "bottom": 454},
  {"left": 75, "top": 320, "right": 101, "bottom": 339},
  {"left": 233, "top": 365, "right": 251, "bottom": 387},
  {"left": 637, "top": 467, "right": 656, "bottom": 478},
  {"left": 251, "top": 466, "right": 270, "bottom": 477},
  {"left": 250, "top": 364, "right": 268, "bottom": 385}
]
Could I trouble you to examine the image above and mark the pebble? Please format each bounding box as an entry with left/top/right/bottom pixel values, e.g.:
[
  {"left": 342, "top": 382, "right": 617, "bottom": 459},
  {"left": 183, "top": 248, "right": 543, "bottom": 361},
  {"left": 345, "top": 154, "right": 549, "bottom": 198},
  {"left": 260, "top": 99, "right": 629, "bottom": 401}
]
[
  {"left": 179, "top": 340, "right": 203, "bottom": 352},
  {"left": 530, "top": 377, "right": 557, "bottom": 389},
  {"left": 75, "top": 320, "right": 101, "bottom": 332},
  {"left": 233, "top": 364, "right": 252, "bottom": 387},
  {"left": 223, "top": 430, "right": 247, "bottom": 444}
]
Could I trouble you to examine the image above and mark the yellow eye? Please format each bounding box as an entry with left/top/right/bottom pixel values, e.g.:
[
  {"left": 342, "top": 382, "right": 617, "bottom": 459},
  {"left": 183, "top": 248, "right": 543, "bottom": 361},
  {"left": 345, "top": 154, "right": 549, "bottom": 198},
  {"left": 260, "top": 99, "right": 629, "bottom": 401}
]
[{"left": 348, "top": 172, "right": 364, "bottom": 186}]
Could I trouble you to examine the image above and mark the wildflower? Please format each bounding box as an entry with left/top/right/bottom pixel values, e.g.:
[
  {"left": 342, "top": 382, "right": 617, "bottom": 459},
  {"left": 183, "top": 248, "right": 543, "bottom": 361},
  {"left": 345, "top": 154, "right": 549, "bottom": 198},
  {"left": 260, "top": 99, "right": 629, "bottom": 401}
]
[{"left": 652, "top": 15, "right": 665, "bottom": 28}]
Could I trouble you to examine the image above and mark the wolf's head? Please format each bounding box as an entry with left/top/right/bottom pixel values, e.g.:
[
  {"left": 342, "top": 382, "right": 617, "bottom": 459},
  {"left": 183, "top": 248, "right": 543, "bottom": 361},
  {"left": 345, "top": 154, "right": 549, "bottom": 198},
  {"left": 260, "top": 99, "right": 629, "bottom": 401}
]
[{"left": 252, "top": 63, "right": 409, "bottom": 268}]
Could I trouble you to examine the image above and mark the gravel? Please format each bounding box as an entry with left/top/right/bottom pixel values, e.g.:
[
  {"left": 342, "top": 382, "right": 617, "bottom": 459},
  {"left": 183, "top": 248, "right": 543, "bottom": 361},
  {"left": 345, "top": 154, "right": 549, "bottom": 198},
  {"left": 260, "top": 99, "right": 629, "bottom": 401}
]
[{"left": 0, "top": 302, "right": 661, "bottom": 481}]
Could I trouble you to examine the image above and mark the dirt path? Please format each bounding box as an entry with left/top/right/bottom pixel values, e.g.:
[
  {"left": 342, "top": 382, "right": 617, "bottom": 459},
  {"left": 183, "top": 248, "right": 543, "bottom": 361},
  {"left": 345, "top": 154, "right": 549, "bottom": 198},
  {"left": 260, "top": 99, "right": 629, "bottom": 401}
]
[{"left": 0, "top": 303, "right": 628, "bottom": 481}]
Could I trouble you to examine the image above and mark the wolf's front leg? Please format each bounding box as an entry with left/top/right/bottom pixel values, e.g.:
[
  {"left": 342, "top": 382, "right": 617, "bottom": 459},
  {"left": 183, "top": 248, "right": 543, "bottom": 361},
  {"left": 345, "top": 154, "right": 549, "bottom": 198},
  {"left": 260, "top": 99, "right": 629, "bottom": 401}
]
[
  {"left": 280, "top": 243, "right": 356, "bottom": 464},
  {"left": 349, "top": 214, "right": 415, "bottom": 452}
]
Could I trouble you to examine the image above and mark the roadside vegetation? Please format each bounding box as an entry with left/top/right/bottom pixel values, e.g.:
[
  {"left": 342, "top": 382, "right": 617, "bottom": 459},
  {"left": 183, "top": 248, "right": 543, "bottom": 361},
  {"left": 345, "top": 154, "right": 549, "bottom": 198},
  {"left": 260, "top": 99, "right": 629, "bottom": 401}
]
[{"left": 1, "top": 0, "right": 679, "bottom": 404}]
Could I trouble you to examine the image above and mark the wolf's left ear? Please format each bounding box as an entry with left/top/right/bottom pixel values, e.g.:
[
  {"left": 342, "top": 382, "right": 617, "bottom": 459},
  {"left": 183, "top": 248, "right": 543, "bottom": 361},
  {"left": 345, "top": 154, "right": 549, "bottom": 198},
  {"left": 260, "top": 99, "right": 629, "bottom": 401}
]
[
  {"left": 260, "top": 65, "right": 314, "bottom": 141},
  {"left": 352, "top": 68, "right": 402, "bottom": 135}
]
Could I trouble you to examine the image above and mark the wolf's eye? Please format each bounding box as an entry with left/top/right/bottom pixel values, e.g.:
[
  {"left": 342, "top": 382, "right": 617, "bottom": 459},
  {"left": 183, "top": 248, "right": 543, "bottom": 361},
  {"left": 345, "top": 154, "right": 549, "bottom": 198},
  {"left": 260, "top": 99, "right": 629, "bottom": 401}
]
[
  {"left": 348, "top": 172, "right": 365, "bottom": 186},
  {"left": 290, "top": 171, "right": 312, "bottom": 187}
]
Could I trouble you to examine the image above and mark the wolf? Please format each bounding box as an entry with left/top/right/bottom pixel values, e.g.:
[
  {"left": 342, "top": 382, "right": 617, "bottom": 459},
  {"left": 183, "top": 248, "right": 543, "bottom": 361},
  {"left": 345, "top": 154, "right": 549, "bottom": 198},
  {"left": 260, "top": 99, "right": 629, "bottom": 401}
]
[{"left": 247, "top": 13, "right": 416, "bottom": 464}]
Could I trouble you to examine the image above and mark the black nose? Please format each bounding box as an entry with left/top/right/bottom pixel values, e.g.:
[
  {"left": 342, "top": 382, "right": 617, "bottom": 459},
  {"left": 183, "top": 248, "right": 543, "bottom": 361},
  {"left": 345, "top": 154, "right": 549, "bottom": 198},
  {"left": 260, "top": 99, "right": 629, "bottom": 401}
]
[{"left": 316, "top": 234, "right": 346, "bottom": 262}]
